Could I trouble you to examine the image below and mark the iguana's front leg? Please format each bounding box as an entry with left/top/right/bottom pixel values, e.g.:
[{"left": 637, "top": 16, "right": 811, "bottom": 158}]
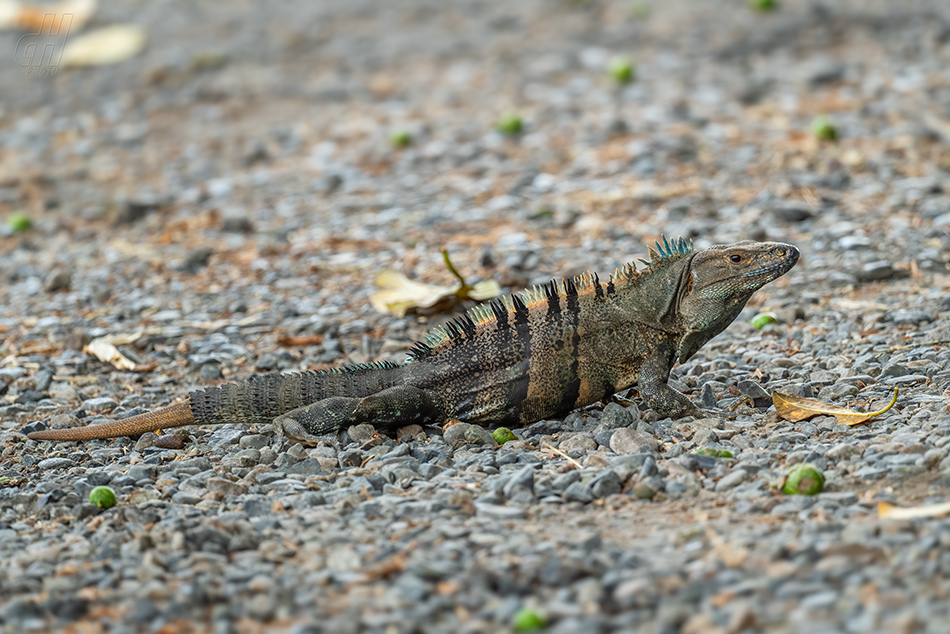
[
  {"left": 637, "top": 352, "right": 700, "bottom": 419},
  {"left": 272, "top": 385, "right": 446, "bottom": 446}
]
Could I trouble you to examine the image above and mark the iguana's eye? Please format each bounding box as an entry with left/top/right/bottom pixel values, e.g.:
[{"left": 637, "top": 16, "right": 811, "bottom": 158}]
[{"left": 729, "top": 254, "right": 743, "bottom": 263}]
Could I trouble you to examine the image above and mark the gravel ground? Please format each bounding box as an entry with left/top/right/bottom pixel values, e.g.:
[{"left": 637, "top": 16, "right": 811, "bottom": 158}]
[{"left": 3, "top": 1, "right": 950, "bottom": 632}]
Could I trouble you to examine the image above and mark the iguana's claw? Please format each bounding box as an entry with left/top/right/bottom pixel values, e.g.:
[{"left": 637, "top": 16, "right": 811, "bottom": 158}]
[{"left": 272, "top": 413, "right": 325, "bottom": 447}]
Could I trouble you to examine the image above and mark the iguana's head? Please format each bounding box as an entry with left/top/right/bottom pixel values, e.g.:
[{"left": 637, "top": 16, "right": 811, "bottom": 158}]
[{"left": 676, "top": 241, "right": 799, "bottom": 362}]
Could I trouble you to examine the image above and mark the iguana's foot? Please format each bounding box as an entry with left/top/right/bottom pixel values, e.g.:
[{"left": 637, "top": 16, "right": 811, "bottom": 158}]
[
  {"left": 272, "top": 396, "right": 361, "bottom": 446},
  {"left": 272, "top": 413, "right": 326, "bottom": 447}
]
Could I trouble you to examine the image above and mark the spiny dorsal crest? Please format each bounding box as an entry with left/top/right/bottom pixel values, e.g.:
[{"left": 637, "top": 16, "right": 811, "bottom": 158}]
[
  {"left": 609, "top": 234, "right": 693, "bottom": 283},
  {"left": 406, "top": 236, "right": 693, "bottom": 362}
]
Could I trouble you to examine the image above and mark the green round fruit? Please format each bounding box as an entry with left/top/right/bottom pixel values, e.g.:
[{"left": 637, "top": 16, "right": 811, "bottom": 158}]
[
  {"left": 492, "top": 427, "right": 517, "bottom": 445},
  {"left": 389, "top": 129, "right": 412, "bottom": 148},
  {"left": 497, "top": 113, "right": 523, "bottom": 136},
  {"left": 749, "top": 0, "right": 778, "bottom": 11},
  {"left": 513, "top": 608, "right": 546, "bottom": 632},
  {"left": 7, "top": 211, "right": 32, "bottom": 233},
  {"left": 751, "top": 312, "right": 778, "bottom": 330},
  {"left": 608, "top": 56, "right": 636, "bottom": 84},
  {"left": 781, "top": 463, "right": 825, "bottom": 496},
  {"left": 89, "top": 486, "right": 117, "bottom": 509},
  {"left": 811, "top": 115, "right": 837, "bottom": 141}
]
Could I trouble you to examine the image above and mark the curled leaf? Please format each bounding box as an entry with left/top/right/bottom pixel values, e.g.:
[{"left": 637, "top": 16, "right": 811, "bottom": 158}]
[
  {"left": 84, "top": 332, "right": 156, "bottom": 372},
  {"left": 60, "top": 24, "right": 145, "bottom": 67},
  {"left": 370, "top": 248, "right": 500, "bottom": 318},
  {"left": 369, "top": 271, "right": 459, "bottom": 318},
  {"left": 772, "top": 386, "right": 898, "bottom": 427},
  {"left": 276, "top": 334, "right": 324, "bottom": 347},
  {"left": 0, "top": 0, "right": 96, "bottom": 31},
  {"left": 879, "top": 501, "right": 950, "bottom": 520}
]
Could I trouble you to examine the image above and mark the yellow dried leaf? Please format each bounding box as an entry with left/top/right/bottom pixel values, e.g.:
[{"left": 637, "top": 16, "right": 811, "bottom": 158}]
[
  {"left": 878, "top": 501, "right": 950, "bottom": 520},
  {"left": 466, "top": 279, "right": 502, "bottom": 301},
  {"left": 369, "top": 271, "right": 459, "bottom": 318},
  {"left": 60, "top": 24, "right": 145, "bottom": 67},
  {"left": 370, "top": 248, "right": 500, "bottom": 317},
  {"left": 772, "top": 386, "right": 898, "bottom": 427},
  {"left": 84, "top": 332, "right": 156, "bottom": 372}
]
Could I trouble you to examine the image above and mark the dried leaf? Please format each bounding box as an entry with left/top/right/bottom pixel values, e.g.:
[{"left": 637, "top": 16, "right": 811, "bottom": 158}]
[
  {"left": 467, "top": 278, "right": 502, "bottom": 301},
  {"left": 275, "top": 334, "right": 324, "bottom": 347},
  {"left": 878, "top": 501, "right": 950, "bottom": 520},
  {"left": 84, "top": 332, "right": 156, "bottom": 372},
  {"left": 0, "top": 0, "right": 96, "bottom": 31},
  {"left": 772, "top": 386, "right": 898, "bottom": 427},
  {"left": 60, "top": 24, "right": 145, "bottom": 67},
  {"left": 370, "top": 248, "right": 500, "bottom": 317},
  {"left": 370, "top": 270, "right": 459, "bottom": 318}
]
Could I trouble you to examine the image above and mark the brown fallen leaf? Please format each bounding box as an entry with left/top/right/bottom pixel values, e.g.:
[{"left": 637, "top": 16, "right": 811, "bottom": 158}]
[
  {"left": 370, "top": 247, "right": 500, "bottom": 317},
  {"left": 879, "top": 501, "right": 950, "bottom": 520},
  {"left": 772, "top": 386, "right": 899, "bottom": 427},
  {"left": 0, "top": 0, "right": 96, "bottom": 31},
  {"left": 275, "top": 334, "right": 324, "bottom": 347}
]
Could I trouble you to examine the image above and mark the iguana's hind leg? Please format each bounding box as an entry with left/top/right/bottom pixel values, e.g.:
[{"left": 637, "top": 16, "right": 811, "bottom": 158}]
[{"left": 272, "top": 385, "right": 445, "bottom": 446}]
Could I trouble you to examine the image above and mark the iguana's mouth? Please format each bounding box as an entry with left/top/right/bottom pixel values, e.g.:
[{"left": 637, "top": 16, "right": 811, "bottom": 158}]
[{"left": 739, "top": 246, "right": 799, "bottom": 280}]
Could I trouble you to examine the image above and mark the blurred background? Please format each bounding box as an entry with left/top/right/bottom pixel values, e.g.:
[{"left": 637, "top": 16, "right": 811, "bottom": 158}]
[{"left": 0, "top": 0, "right": 949, "bottom": 323}]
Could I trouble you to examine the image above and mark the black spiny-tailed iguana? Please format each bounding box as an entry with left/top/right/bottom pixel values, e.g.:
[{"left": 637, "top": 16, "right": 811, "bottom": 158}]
[{"left": 27, "top": 237, "right": 798, "bottom": 446}]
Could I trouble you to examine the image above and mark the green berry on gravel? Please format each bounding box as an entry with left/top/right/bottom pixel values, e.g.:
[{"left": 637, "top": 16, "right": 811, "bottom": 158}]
[
  {"left": 492, "top": 427, "right": 517, "bottom": 445},
  {"left": 751, "top": 312, "right": 778, "bottom": 330},
  {"left": 513, "top": 608, "right": 546, "bottom": 632},
  {"left": 811, "top": 115, "right": 837, "bottom": 140},
  {"left": 389, "top": 128, "right": 412, "bottom": 148},
  {"left": 749, "top": 0, "right": 778, "bottom": 11},
  {"left": 497, "top": 113, "right": 523, "bottom": 136},
  {"left": 781, "top": 463, "right": 825, "bottom": 496},
  {"left": 89, "top": 486, "right": 117, "bottom": 509},
  {"left": 693, "top": 448, "right": 734, "bottom": 459},
  {"left": 608, "top": 56, "right": 636, "bottom": 84},
  {"left": 7, "top": 211, "right": 32, "bottom": 233}
]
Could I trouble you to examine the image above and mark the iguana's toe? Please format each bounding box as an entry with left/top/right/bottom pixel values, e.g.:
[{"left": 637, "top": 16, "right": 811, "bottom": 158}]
[{"left": 272, "top": 413, "right": 325, "bottom": 447}]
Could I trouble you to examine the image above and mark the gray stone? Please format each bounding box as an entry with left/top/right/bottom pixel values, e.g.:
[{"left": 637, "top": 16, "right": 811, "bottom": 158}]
[
  {"left": 562, "top": 481, "right": 594, "bottom": 503},
  {"left": 285, "top": 458, "right": 325, "bottom": 476},
  {"left": 590, "top": 469, "right": 621, "bottom": 498},
  {"left": 463, "top": 425, "right": 497, "bottom": 445},
  {"left": 127, "top": 464, "right": 158, "bottom": 481},
  {"left": 474, "top": 502, "right": 525, "bottom": 520},
  {"left": 715, "top": 469, "right": 749, "bottom": 491},
  {"left": 596, "top": 402, "right": 640, "bottom": 431},
  {"left": 80, "top": 397, "right": 118, "bottom": 414},
  {"left": 502, "top": 465, "right": 537, "bottom": 504},
  {"left": 347, "top": 424, "right": 377, "bottom": 443},
  {"left": 559, "top": 433, "right": 596, "bottom": 453},
  {"left": 609, "top": 428, "right": 658, "bottom": 454},
  {"left": 737, "top": 380, "right": 772, "bottom": 408},
  {"left": 443, "top": 423, "right": 473, "bottom": 444},
  {"left": 206, "top": 477, "right": 248, "bottom": 496},
  {"left": 858, "top": 261, "right": 895, "bottom": 281},
  {"left": 37, "top": 458, "right": 75, "bottom": 470}
]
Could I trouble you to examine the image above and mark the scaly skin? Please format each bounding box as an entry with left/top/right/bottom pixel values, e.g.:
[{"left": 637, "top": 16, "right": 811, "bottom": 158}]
[{"left": 27, "top": 237, "right": 799, "bottom": 446}]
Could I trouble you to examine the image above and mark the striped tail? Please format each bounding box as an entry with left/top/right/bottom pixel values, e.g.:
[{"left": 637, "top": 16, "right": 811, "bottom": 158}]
[
  {"left": 27, "top": 361, "right": 406, "bottom": 442},
  {"left": 26, "top": 401, "right": 195, "bottom": 441}
]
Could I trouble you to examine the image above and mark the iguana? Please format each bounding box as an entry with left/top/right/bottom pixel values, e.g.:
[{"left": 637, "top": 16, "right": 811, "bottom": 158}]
[{"left": 27, "top": 237, "right": 798, "bottom": 446}]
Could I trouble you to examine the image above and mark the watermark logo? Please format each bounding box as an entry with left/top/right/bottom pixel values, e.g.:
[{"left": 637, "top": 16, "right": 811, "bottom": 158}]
[{"left": 14, "top": 13, "right": 74, "bottom": 77}]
